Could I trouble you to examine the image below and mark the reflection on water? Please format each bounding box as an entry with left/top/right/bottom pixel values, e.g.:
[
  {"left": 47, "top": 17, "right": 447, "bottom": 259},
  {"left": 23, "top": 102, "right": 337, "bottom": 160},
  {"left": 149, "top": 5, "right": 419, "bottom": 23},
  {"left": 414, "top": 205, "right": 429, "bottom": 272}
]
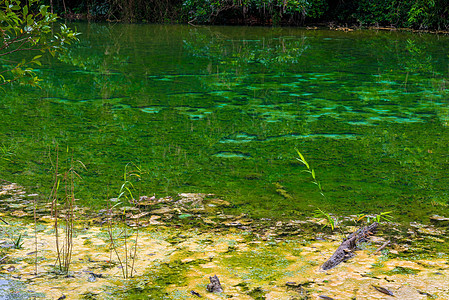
[{"left": 1, "top": 23, "right": 449, "bottom": 222}]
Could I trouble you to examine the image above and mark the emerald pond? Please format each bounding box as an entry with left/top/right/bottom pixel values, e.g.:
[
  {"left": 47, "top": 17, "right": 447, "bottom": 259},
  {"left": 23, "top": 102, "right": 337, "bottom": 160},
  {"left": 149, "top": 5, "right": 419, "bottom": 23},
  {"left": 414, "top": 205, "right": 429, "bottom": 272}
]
[{"left": 1, "top": 23, "right": 449, "bottom": 222}]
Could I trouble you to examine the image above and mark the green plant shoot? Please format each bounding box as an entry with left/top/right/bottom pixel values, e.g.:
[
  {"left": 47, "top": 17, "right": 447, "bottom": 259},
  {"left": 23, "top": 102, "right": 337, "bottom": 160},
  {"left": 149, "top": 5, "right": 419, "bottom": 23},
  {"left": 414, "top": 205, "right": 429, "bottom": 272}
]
[{"left": 295, "top": 148, "right": 325, "bottom": 198}]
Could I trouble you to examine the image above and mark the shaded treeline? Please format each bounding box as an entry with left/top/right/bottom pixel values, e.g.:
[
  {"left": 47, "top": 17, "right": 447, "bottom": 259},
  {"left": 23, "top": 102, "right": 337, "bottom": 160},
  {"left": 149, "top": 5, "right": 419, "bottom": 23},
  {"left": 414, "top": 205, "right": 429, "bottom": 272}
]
[
  {"left": 45, "top": 0, "right": 448, "bottom": 29},
  {"left": 45, "top": 0, "right": 185, "bottom": 23}
]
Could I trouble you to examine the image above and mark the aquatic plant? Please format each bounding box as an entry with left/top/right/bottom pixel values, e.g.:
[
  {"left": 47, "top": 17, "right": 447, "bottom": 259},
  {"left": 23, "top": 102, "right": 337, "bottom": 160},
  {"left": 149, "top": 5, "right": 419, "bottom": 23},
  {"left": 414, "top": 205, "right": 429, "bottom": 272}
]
[
  {"left": 0, "top": 225, "right": 24, "bottom": 249},
  {"left": 295, "top": 148, "right": 340, "bottom": 230},
  {"left": 49, "top": 145, "right": 86, "bottom": 274},
  {"left": 295, "top": 148, "right": 325, "bottom": 199},
  {"left": 107, "top": 163, "right": 144, "bottom": 279},
  {"left": 0, "top": 143, "right": 15, "bottom": 162},
  {"left": 314, "top": 208, "right": 338, "bottom": 231},
  {"left": 356, "top": 211, "right": 394, "bottom": 224}
]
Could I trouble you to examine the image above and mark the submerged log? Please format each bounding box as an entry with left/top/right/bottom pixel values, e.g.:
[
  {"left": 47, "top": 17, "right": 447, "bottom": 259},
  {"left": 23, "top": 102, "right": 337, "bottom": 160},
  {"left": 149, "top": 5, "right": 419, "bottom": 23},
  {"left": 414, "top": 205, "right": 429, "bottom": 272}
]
[{"left": 321, "top": 222, "right": 379, "bottom": 270}]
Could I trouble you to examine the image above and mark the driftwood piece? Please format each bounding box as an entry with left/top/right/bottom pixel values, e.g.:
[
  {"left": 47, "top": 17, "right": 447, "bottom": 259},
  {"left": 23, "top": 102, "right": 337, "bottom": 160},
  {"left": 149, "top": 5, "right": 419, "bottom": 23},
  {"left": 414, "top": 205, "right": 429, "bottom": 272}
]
[
  {"left": 190, "top": 290, "right": 202, "bottom": 297},
  {"left": 321, "top": 222, "right": 379, "bottom": 270},
  {"left": 371, "top": 240, "right": 390, "bottom": 255},
  {"left": 372, "top": 285, "right": 394, "bottom": 296},
  {"left": 206, "top": 275, "right": 223, "bottom": 293}
]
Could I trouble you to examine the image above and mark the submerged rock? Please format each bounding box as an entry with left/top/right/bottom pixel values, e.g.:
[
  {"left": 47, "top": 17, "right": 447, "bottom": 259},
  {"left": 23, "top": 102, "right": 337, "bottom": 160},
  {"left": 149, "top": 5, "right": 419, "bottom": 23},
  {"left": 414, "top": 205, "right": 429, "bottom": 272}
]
[
  {"left": 430, "top": 214, "right": 449, "bottom": 226},
  {"left": 206, "top": 275, "right": 224, "bottom": 293}
]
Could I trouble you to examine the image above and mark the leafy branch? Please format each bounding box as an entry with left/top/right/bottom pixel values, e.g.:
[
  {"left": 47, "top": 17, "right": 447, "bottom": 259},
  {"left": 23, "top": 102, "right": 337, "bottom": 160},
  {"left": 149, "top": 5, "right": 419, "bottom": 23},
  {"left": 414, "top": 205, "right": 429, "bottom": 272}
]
[{"left": 0, "top": 0, "right": 80, "bottom": 86}]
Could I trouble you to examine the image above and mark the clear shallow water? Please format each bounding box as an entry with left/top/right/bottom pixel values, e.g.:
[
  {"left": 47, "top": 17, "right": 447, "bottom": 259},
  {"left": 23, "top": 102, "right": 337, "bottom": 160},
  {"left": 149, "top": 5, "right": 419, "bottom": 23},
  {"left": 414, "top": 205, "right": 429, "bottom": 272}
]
[{"left": 1, "top": 23, "right": 449, "bottom": 222}]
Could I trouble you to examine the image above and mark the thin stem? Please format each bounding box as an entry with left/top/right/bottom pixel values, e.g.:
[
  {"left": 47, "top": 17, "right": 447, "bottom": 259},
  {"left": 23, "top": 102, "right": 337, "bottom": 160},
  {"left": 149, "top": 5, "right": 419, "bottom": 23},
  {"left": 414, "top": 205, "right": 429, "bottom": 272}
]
[
  {"left": 34, "top": 196, "right": 38, "bottom": 275},
  {"left": 106, "top": 202, "right": 125, "bottom": 278},
  {"left": 124, "top": 213, "right": 128, "bottom": 278},
  {"left": 130, "top": 219, "right": 139, "bottom": 278}
]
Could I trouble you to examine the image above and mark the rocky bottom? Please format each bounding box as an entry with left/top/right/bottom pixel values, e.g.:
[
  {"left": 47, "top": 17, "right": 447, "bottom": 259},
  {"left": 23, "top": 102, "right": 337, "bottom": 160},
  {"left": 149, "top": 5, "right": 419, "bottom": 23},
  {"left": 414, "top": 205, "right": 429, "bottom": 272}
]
[{"left": 0, "top": 182, "right": 448, "bottom": 299}]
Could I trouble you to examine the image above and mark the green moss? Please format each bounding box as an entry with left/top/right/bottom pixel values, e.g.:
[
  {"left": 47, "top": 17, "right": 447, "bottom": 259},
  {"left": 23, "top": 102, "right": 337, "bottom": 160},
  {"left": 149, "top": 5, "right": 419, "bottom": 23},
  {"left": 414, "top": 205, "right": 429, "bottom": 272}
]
[
  {"left": 248, "top": 287, "right": 266, "bottom": 299},
  {"left": 222, "top": 247, "right": 293, "bottom": 282},
  {"left": 385, "top": 266, "right": 420, "bottom": 276},
  {"left": 118, "top": 260, "right": 191, "bottom": 298},
  {"left": 370, "top": 262, "right": 385, "bottom": 269}
]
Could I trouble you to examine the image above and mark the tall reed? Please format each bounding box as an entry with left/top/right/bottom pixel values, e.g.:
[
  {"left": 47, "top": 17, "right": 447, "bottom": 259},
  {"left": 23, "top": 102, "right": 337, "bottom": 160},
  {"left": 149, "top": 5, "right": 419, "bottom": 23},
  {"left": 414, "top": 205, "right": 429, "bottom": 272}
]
[
  {"left": 49, "top": 146, "right": 85, "bottom": 274},
  {"left": 107, "top": 163, "right": 143, "bottom": 279}
]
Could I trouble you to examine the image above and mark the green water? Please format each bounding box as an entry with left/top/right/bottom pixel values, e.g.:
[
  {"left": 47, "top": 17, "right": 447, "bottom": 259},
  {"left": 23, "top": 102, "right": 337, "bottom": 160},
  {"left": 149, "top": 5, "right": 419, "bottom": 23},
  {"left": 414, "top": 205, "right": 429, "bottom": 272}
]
[{"left": 1, "top": 23, "right": 449, "bottom": 222}]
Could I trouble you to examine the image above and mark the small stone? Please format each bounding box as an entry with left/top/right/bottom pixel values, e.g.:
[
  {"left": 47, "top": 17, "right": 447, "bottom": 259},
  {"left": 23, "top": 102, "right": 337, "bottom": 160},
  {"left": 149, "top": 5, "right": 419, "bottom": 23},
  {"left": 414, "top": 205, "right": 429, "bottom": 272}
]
[
  {"left": 151, "top": 207, "right": 173, "bottom": 214},
  {"left": 130, "top": 212, "right": 150, "bottom": 219},
  {"left": 430, "top": 215, "right": 449, "bottom": 226},
  {"left": 430, "top": 215, "right": 449, "bottom": 221},
  {"left": 10, "top": 210, "right": 29, "bottom": 217},
  {"left": 285, "top": 282, "right": 300, "bottom": 287},
  {"left": 87, "top": 273, "right": 96, "bottom": 282},
  {"left": 6, "top": 266, "right": 15, "bottom": 272},
  {"left": 149, "top": 215, "right": 164, "bottom": 225},
  {"left": 208, "top": 199, "right": 231, "bottom": 207}
]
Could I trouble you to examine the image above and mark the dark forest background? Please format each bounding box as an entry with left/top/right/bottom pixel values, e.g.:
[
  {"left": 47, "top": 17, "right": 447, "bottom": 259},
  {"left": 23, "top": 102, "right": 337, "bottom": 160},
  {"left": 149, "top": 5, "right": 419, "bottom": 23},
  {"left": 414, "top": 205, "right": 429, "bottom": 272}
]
[{"left": 44, "top": 0, "right": 449, "bottom": 30}]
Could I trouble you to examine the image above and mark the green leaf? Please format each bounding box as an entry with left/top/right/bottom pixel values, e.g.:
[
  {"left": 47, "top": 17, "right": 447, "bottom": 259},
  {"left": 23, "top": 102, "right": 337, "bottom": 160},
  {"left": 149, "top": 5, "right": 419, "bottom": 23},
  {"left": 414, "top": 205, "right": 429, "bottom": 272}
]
[
  {"left": 295, "top": 148, "right": 310, "bottom": 169},
  {"left": 39, "top": 5, "right": 48, "bottom": 15},
  {"left": 178, "top": 213, "right": 193, "bottom": 219},
  {"left": 26, "top": 14, "right": 32, "bottom": 26}
]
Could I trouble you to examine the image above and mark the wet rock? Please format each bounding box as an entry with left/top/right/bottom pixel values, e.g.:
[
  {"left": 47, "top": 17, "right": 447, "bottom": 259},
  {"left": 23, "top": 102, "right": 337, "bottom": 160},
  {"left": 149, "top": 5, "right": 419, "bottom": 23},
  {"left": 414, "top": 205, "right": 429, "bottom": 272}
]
[
  {"left": 417, "top": 226, "right": 444, "bottom": 236},
  {"left": 87, "top": 273, "right": 96, "bottom": 282},
  {"left": 223, "top": 220, "right": 252, "bottom": 226},
  {"left": 10, "top": 210, "right": 30, "bottom": 217},
  {"left": 120, "top": 206, "right": 139, "bottom": 212},
  {"left": 430, "top": 215, "right": 449, "bottom": 226},
  {"left": 0, "top": 242, "right": 15, "bottom": 249},
  {"left": 130, "top": 212, "right": 150, "bottom": 219},
  {"left": 151, "top": 207, "right": 173, "bottom": 214},
  {"left": 6, "top": 266, "right": 15, "bottom": 272},
  {"left": 149, "top": 215, "right": 164, "bottom": 225},
  {"left": 207, "top": 275, "right": 223, "bottom": 293},
  {"left": 201, "top": 217, "right": 216, "bottom": 225},
  {"left": 285, "top": 282, "right": 300, "bottom": 287},
  {"left": 138, "top": 195, "right": 156, "bottom": 203},
  {"left": 177, "top": 193, "right": 208, "bottom": 206},
  {"left": 207, "top": 198, "right": 231, "bottom": 207}
]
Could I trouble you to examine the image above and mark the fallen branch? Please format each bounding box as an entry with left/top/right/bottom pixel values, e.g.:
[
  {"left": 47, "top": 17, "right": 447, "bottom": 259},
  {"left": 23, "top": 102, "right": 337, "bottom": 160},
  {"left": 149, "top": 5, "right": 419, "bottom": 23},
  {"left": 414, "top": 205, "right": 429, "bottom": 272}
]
[
  {"left": 370, "top": 240, "right": 390, "bottom": 255},
  {"left": 321, "top": 222, "right": 379, "bottom": 270}
]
